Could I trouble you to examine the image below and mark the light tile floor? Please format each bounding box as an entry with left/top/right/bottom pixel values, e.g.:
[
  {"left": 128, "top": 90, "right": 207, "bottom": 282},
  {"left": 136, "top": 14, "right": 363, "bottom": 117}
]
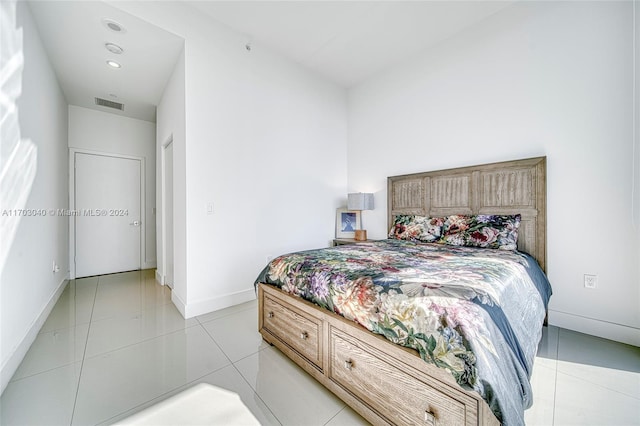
[{"left": 1, "top": 270, "right": 638, "bottom": 425}]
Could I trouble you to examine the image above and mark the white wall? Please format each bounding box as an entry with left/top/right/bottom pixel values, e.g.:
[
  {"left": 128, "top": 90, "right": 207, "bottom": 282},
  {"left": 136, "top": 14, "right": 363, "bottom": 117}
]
[
  {"left": 0, "top": 1, "right": 69, "bottom": 393},
  {"left": 68, "top": 106, "right": 156, "bottom": 271},
  {"left": 112, "top": 2, "right": 348, "bottom": 317},
  {"left": 635, "top": 1, "right": 640, "bottom": 338},
  {"left": 348, "top": 1, "right": 639, "bottom": 345},
  {"left": 156, "top": 49, "right": 186, "bottom": 307},
  {"left": 182, "top": 29, "right": 348, "bottom": 316}
]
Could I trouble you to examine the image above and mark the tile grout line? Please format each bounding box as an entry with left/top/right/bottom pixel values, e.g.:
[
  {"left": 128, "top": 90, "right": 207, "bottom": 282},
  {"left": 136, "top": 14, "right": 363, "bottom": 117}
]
[
  {"left": 7, "top": 278, "right": 171, "bottom": 384},
  {"left": 231, "top": 344, "right": 270, "bottom": 364},
  {"left": 552, "top": 331, "right": 640, "bottom": 401},
  {"left": 80, "top": 278, "right": 198, "bottom": 359},
  {"left": 98, "top": 362, "right": 239, "bottom": 426},
  {"left": 69, "top": 276, "right": 100, "bottom": 426},
  {"left": 322, "top": 405, "right": 348, "bottom": 425},
  {"left": 7, "top": 359, "right": 83, "bottom": 384},
  {"left": 74, "top": 273, "right": 187, "bottom": 361},
  {"left": 70, "top": 271, "right": 164, "bottom": 425},
  {"left": 230, "top": 352, "right": 283, "bottom": 425},
  {"left": 554, "top": 369, "right": 640, "bottom": 401},
  {"left": 97, "top": 319, "right": 281, "bottom": 426},
  {"left": 199, "top": 321, "right": 236, "bottom": 372},
  {"left": 58, "top": 274, "right": 205, "bottom": 419},
  {"left": 83, "top": 321, "right": 203, "bottom": 362},
  {"left": 199, "top": 320, "right": 283, "bottom": 425},
  {"left": 551, "top": 328, "right": 560, "bottom": 426},
  {"left": 194, "top": 302, "right": 258, "bottom": 326},
  {"left": 75, "top": 293, "right": 227, "bottom": 426}
]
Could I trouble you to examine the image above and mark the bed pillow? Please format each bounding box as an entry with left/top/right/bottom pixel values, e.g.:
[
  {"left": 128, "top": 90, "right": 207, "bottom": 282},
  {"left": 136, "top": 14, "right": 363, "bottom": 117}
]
[
  {"left": 440, "top": 214, "right": 521, "bottom": 250},
  {"left": 388, "top": 215, "right": 444, "bottom": 243}
]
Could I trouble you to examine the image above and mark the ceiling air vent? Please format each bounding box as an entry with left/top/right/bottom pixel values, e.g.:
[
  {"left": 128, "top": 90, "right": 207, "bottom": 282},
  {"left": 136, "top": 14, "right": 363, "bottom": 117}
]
[{"left": 95, "top": 97, "right": 124, "bottom": 111}]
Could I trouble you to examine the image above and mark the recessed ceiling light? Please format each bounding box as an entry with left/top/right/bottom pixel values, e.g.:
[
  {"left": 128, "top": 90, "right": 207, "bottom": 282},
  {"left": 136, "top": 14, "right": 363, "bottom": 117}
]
[
  {"left": 106, "top": 60, "right": 121, "bottom": 69},
  {"left": 105, "top": 43, "right": 123, "bottom": 54},
  {"left": 102, "top": 18, "right": 127, "bottom": 34}
]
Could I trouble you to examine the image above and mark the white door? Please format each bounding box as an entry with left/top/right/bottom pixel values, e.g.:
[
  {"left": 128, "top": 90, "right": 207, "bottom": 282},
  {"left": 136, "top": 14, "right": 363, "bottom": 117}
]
[
  {"left": 75, "top": 153, "right": 141, "bottom": 277},
  {"left": 163, "top": 142, "right": 174, "bottom": 287}
]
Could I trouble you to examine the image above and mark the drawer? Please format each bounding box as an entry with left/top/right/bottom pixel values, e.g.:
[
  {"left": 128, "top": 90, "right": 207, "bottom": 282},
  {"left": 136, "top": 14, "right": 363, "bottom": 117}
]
[
  {"left": 329, "top": 328, "right": 473, "bottom": 426},
  {"left": 263, "top": 295, "right": 322, "bottom": 369}
]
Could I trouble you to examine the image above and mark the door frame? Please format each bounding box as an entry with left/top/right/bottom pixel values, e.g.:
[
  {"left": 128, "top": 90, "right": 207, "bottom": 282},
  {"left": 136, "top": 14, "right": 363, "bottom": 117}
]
[
  {"left": 69, "top": 148, "right": 146, "bottom": 279},
  {"left": 160, "top": 135, "right": 173, "bottom": 288}
]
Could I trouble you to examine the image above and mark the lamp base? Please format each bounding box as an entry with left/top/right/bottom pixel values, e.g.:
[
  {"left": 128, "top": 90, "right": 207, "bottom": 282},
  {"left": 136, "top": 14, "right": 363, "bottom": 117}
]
[{"left": 354, "top": 230, "right": 367, "bottom": 241}]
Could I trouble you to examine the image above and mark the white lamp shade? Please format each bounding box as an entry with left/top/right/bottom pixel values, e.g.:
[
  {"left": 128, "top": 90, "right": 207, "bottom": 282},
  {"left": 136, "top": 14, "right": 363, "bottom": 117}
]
[{"left": 347, "top": 193, "right": 374, "bottom": 210}]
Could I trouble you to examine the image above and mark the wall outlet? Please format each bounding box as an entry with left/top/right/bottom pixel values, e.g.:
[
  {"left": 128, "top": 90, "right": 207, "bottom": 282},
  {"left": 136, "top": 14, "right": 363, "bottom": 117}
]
[{"left": 584, "top": 274, "right": 597, "bottom": 289}]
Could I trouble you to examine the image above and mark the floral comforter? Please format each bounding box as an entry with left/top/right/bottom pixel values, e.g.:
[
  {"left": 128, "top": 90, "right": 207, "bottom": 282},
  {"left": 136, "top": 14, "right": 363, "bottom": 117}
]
[{"left": 255, "top": 239, "right": 552, "bottom": 426}]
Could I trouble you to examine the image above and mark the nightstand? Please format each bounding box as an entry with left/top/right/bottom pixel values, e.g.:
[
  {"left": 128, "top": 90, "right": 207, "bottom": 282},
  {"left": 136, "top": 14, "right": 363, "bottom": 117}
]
[{"left": 333, "top": 238, "right": 377, "bottom": 246}]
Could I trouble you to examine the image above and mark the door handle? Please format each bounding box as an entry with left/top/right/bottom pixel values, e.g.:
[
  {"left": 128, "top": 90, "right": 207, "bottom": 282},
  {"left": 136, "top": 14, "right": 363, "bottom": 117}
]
[{"left": 130, "top": 220, "right": 141, "bottom": 226}]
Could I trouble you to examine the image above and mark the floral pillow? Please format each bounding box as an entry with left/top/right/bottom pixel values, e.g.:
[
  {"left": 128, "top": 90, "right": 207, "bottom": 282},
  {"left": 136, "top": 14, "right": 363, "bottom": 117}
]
[
  {"left": 388, "top": 215, "right": 444, "bottom": 243},
  {"left": 439, "top": 214, "right": 521, "bottom": 250}
]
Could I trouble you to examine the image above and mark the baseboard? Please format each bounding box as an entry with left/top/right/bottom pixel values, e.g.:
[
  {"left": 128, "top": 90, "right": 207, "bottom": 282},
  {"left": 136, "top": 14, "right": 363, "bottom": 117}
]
[
  {"left": 177, "top": 288, "right": 256, "bottom": 319},
  {"left": 155, "top": 270, "right": 163, "bottom": 285},
  {"left": 171, "top": 291, "right": 187, "bottom": 318},
  {"left": 549, "top": 309, "right": 640, "bottom": 347},
  {"left": 0, "top": 273, "right": 69, "bottom": 395}
]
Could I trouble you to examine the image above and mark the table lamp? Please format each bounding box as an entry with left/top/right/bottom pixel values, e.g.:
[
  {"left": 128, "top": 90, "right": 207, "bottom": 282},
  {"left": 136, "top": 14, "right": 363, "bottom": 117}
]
[{"left": 347, "top": 192, "right": 374, "bottom": 241}]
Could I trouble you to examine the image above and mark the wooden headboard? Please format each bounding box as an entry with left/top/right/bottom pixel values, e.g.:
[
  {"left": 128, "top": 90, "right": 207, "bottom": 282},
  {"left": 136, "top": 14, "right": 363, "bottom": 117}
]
[{"left": 388, "top": 157, "right": 547, "bottom": 272}]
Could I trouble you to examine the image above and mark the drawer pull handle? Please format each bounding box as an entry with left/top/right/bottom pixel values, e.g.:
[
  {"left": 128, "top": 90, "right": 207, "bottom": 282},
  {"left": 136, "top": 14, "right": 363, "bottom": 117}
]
[
  {"left": 424, "top": 410, "right": 436, "bottom": 426},
  {"left": 267, "top": 312, "right": 274, "bottom": 318},
  {"left": 344, "top": 359, "right": 353, "bottom": 370},
  {"left": 300, "top": 331, "right": 308, "bottom": 340}
]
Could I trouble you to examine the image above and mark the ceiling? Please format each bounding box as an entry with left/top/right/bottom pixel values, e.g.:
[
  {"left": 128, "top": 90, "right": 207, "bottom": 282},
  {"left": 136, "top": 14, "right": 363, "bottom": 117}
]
[
  {"left": 27, "top": 1, "right": 513, "bottom": 122},
  {"left": 28, "top": 1, "right": 184, "bottom": 122},
  {"left": 187, "top": 1, "right": 514, "bottom": 88}
]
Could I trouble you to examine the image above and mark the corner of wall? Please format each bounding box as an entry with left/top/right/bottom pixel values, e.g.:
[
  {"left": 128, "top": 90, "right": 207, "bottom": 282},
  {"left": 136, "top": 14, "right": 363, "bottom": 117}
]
[
  {"left": 179, "top": 288, "right": 256, "bottom": 319},
  {"left": 171, "top": 290, "right": 187, "bottom": 319}
]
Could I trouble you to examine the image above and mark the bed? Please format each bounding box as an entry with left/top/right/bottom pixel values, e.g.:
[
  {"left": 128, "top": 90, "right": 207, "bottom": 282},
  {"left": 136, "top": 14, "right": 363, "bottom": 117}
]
[{"left": 256, "top": 157, "right": 550, "bottom": 426}]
